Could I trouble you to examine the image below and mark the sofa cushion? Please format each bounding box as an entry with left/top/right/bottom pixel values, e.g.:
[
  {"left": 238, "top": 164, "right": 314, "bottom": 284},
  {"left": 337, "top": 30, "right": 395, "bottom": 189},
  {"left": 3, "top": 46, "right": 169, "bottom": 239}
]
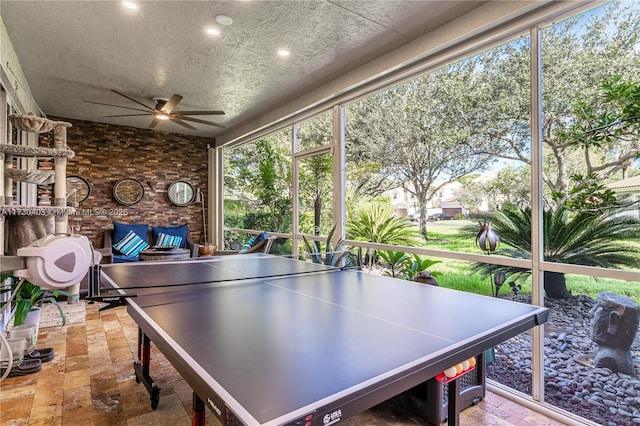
[
  {"left": 114, "top": 230, "right": 150, "bottom": 257},
  {"left": 155, "top": 232, "right": 183, "bottom": 248},
  {"left": 113, "top": 254, "right": 141, "bottom": 263},
  {"left": 113, "top": 222, "right": 149, "bottom": 249},
  {"left": 152, "top": 224, "right": 188, "bottom": 248}
]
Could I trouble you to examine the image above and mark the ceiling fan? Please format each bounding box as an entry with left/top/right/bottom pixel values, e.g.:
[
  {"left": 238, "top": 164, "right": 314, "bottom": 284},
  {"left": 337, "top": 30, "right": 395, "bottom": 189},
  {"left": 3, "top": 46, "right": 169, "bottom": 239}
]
[{"left": 84, "top": 90, "right": 225, "bottom": 130}]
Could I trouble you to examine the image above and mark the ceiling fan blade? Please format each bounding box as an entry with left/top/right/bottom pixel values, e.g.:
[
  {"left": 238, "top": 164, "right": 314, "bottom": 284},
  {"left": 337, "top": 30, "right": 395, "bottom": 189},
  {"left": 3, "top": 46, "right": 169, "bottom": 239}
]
[
  {"left": 149, "top": 117, "right": 161, "bottom": 128},
  {"left": 161, "top": 94, "right": 183, "bottom": 114},
  {"left": 179, "top": 116, "right": 226, "bottom": 128},
  {"left": 106, "top": 113, "right": 152, "bottom": 117},
  {"left": 83, "top": 101, "right": 151, "bottom": 113},
  {"left": 171, "top": 117, "right": 197, "bottom": 130},
  {"left": 112, "top": 89, "right": 155, "bottom": 111},
  {"left": 172, "top": 110, "right": 225, "bottom": 116}
]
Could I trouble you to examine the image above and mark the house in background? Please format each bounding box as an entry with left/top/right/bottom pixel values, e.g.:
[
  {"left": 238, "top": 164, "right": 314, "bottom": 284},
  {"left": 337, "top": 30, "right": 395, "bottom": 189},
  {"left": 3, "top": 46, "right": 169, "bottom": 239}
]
[
  {"left": 385, "top": 181, "right": 467, "bottom": 218},
  {"left": 607, "top": 175, "right": 640, "bottom": 219},
  {"left": 440, "top": 200, "right": 468, "bottom": 218}
]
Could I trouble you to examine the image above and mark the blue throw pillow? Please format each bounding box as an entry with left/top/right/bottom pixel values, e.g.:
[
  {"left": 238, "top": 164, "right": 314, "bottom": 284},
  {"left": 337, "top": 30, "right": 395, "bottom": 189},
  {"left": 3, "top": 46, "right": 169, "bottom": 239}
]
[
  {"left": 253, "top": 231, "right": 268, "bottom": 246},
  {"left": 114, "top": 230, "right": 150, "bottom": 257},
  {"left": 113, "top": 222, "right": 149, "bottom": 252},
  {"left": 239, "top": 231, "right": 268, "bottom": 253},
  {"left": 156, "top": 233, "right": 183, "bottom": 248},
  {"left": 152, "top": 224, "right": 188, "bottom": 248}
]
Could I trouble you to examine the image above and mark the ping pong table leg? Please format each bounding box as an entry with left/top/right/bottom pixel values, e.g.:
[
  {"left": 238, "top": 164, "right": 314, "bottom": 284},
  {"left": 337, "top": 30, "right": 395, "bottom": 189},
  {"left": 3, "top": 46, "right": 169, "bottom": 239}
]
[
  {"left": 192, "top": 392, "right": 206, "bottom": 426},
  {"left": 133, "top": 328, "right": 161, "bottom": 409},
  {"left": 447, "top": 378, "right": 461, "bottom": 426},
  {"left": 447, "top": 379, "right": 460, "bottom": 426}
]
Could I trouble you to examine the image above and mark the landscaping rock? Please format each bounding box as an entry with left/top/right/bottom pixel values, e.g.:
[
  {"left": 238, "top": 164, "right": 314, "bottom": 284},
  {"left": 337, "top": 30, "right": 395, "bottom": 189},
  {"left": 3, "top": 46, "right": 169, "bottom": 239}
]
[{"left": 487, "top": 294, "right": 640, "bottom": 426}]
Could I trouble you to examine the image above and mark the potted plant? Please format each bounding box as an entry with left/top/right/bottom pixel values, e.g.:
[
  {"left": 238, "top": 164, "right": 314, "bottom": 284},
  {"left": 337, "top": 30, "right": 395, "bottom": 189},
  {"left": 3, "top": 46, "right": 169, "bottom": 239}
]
[{"left": 1, "top": 273, "right": 77, "bottom": 328}]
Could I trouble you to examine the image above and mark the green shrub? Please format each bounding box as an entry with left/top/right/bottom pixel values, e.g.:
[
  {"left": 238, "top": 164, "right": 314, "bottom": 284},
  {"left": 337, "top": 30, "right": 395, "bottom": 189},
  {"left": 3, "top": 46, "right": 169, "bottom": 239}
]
[{"left": 347, "top": 202, "right": 422, "bottom": 245}]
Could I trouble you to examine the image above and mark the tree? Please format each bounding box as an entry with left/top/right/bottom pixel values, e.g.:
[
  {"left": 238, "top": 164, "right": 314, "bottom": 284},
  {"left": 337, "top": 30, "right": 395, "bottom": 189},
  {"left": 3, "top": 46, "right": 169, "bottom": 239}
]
[
  {"left": 223, "top": 130, "right": 293, "bottom": 233},
  {"left": 345, "top": 102, "right": 401, "bottom": 198},
  {"left": 455, "top": 167, "right": 532, "bottom": 213},
  {"left": 296, "top": 113, "right": 333, "bottom": 235},
  {"left": 346, "top": 201, "right": 422, "bottom": 247},
  {"left": 471, "top": 2, "right": 640, "bottom": 205},
  {"left": 346, "top": 69, "right": 497, "bottom": 239},
  {"left": 346, "top": 7, "right": 640, "bottom": 238},
  {"left": 298, "top": 153, "right": 333, "bottom": 235},
  {"left": 453, "top": 173, "right": 486, "bottom": 213},
  {"left": 472, "top": 205, "right": 640, "bottom": 298},
  {"left": 552, "top": 77, "right": 640, "bottom": 207}
]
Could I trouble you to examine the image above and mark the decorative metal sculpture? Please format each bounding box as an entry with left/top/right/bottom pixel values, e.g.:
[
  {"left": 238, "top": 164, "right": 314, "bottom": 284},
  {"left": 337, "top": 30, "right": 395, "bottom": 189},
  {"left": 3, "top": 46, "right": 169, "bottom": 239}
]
[
  {"left": 509, "top": 280, "right": 521, "bottom": 296},
  {"left": 492, "top": 270, "right": 506, "bottom": 297},
  {"left": 476, "top": 221, "right": 500, "bottom": 252},
  {"left": 477, "top": 221, "right": 504, "bottom": 297}
]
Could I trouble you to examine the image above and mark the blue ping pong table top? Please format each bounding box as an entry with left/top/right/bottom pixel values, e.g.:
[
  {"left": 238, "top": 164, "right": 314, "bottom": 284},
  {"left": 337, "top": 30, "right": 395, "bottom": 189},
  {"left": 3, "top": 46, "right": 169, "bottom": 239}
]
[{"left": 100, "top": 255, "right": 548, "bottom": 425}]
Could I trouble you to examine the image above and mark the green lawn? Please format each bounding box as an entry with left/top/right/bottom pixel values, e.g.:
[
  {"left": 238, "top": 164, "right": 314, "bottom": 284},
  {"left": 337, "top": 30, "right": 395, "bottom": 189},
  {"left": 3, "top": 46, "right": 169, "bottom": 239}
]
[
  {"left": 401, "top": 220, "right": 640, "bottom": 304},
  {"left": 423, "top": 220, "right": 479, "bottom": 253}
]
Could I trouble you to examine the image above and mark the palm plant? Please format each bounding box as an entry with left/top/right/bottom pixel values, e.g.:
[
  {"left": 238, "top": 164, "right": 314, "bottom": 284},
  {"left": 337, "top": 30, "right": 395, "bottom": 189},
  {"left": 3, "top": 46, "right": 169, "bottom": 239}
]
[
  {"left": 346, "top": 201, "right": 422, "bottom": 246},
  {"left": 400, "top": 254, "right": 443, "bottom": 281},
  {"left": 472, "top": 205, "right": 640, "bottom": 298},
  {"left": 302, "top": 225, "right": 357, "bottom": 267},
  {"left": 377, "top": 250, "right": 410, "bottom": 278},
  {"left": 377, "top": 250, "right": 443, "bottom": 281}
]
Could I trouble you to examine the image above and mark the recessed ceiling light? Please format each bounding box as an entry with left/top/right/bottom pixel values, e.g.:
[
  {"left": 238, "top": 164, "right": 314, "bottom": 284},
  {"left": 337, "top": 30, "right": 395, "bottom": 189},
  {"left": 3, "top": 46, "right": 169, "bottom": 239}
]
[
  {"left": 215, "top": 15, "right": 233, "bottom": 26},
  {"left": 205, "top": 27, "right": 221, "bottom": 36},
  {"left": 277, "top": 49, "right": 290, "bottom": 58},
  {"left": 122, "top": 1, "right": 138, "bottom": 10}
]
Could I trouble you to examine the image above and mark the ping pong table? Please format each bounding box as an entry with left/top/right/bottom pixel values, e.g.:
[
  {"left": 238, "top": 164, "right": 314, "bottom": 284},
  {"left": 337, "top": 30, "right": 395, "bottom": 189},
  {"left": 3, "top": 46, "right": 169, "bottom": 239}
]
[{"left": 92, "top": 254, "right": 548, "bottom": 426}]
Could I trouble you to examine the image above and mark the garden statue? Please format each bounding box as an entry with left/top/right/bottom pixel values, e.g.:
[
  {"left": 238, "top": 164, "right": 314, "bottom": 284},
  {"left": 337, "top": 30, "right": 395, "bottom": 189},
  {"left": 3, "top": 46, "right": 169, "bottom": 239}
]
[
  {"left": 413, "top": 270, "right": 439, "bottom": 286},
  {"left": 590, "top": 291, "right": 639, "bottom": 375}
]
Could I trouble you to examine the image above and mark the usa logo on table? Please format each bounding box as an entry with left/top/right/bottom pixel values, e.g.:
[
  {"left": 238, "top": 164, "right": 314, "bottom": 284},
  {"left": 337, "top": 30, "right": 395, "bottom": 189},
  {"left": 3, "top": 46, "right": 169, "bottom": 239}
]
[{"left": 323, "top": 408, "right": 342, "bottom": 425}]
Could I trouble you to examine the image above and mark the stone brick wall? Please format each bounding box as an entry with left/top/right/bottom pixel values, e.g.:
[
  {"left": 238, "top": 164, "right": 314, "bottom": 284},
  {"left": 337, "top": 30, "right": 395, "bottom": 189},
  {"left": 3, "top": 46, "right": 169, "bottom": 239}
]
[{"left": 44, "top": 117, "right": 213, "bottom": 252}]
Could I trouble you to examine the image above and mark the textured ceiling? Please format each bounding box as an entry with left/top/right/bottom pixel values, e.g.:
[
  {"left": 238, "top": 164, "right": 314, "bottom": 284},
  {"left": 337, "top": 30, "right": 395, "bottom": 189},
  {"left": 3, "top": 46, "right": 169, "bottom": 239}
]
[{"left": 1, "top": 1, "right": 487, "bottom": 139}]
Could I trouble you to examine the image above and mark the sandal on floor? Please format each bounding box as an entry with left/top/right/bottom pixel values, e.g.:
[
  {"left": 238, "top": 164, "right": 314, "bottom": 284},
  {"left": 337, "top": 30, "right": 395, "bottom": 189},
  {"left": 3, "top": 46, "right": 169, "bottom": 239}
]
[
  {"left": 1, "top": 358, "right": 42, "bottom": 378},
  {"left": 25, "top": 348, "right": 54, "bottom": 363}
]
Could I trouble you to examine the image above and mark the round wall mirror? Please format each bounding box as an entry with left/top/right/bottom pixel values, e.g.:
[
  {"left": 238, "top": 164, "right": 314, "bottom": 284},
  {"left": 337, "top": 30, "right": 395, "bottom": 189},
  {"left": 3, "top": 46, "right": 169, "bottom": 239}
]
[
  {"left": 168, "top": 181, "right": 196, "bottom": 206},
  {"left": 65, "top": 175, "right": 91, "bottom": 206},
  {"left": 113, "top": 178, "right": 145, "bottom": 205}
]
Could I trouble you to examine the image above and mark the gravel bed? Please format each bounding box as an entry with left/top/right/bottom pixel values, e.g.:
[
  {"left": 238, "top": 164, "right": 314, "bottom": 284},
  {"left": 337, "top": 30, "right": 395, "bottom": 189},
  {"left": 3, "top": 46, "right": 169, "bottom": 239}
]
[{"left": 487, "top": 295, "right": 640, "bottom": 426}]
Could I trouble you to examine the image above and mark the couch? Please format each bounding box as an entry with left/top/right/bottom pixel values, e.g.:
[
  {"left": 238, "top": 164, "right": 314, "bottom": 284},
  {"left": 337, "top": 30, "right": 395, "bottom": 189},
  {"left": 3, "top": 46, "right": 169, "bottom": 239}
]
[{"left": 103, "top": 222, "right": 200, "bottom": 263}]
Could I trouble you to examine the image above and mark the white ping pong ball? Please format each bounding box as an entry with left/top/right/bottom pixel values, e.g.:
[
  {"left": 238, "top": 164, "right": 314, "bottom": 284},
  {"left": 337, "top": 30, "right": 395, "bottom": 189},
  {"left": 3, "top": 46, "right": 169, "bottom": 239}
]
[
  {"left": 461, "top": 360, "right": 470, "bottom": 371},
  {"left": 444, "top": 367, "right": 457, "bottom": 378},
  {"left": 468, "top": 357, "right": 476, "bottom": 368}
]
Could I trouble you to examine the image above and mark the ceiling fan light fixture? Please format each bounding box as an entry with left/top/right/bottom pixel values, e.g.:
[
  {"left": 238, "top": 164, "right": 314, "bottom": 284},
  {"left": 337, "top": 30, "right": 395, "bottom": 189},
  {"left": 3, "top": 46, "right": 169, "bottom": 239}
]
[
  {"left": 86, "top": 90, "right": 225, "bottom": 130},
  {"left": 122, "top": 1, "right": 138, "bottom": 10},
  {"left": 215, "top": 15, "right": 233, "bottom": 26}
]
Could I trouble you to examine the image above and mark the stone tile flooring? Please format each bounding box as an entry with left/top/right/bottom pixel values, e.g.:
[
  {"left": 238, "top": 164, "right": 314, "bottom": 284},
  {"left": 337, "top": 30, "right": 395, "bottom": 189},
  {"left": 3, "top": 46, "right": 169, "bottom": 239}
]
[{"left": 0, "top": 302, "right": 565, "bottom": 425}]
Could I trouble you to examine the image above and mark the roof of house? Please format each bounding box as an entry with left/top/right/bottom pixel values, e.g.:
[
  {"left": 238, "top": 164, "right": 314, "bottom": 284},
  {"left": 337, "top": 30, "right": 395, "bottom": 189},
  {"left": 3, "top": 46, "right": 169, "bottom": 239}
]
[{"left": 606, "top": 176, "right": 640, "bottom": 190}]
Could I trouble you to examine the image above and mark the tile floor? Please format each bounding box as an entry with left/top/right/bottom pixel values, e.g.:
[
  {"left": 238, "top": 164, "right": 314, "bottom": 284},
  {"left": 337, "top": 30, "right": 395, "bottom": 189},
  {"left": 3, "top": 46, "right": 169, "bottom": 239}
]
[{"left": 0, "top": 302, "right": 564, "bottom": 426}]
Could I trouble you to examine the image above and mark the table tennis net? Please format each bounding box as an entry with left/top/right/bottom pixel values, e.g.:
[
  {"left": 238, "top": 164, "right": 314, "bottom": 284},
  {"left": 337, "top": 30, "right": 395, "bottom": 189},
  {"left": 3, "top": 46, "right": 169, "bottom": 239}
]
[{"left": 96, "top": 252, "right": 359, "bottom": 294}]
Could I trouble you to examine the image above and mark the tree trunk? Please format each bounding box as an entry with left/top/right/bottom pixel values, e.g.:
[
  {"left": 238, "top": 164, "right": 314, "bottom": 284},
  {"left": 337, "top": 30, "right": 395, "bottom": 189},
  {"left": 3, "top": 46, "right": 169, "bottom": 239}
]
[
  {"left": 420, "top": 216, "right": 428, "bottom": 240},
  {"left": 544, "top": 271, "right": 572, "bottom": 299},
  {"left": 314, "top": 196, "right": 321, "bottom": 236}
]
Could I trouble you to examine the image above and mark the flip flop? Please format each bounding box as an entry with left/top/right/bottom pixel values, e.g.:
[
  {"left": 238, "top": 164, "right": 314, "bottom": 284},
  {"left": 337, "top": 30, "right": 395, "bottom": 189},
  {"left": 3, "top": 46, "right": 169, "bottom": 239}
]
[
  {"left": 1, "top": 358, "right": 42, "bottom": 378},
  {"left": 25, "top": 348, "right": 54, "bottom": 363}
]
